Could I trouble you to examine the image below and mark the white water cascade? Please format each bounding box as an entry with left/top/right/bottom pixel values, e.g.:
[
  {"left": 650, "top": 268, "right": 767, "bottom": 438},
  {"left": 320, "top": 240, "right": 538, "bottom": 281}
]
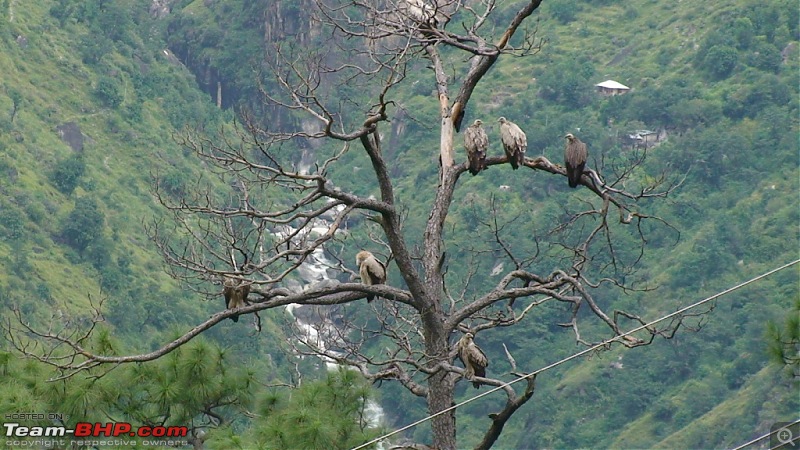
[{"left": 275, "top": 212, "right": 387, "bottom": 436}]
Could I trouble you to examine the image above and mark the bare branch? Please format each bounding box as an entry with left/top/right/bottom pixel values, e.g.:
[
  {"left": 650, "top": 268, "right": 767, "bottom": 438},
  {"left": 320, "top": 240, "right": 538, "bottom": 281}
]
[{"left": 474, "top": 374, "right": 536, "bottom": 450}]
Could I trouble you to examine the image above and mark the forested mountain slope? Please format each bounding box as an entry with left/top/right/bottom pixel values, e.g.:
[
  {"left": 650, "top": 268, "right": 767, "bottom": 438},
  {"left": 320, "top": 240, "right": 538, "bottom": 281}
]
[
  {"left": 0, "top": 1, "right": 300, "bottom": 445},
  {"left": 0, "top": 0, "right": 797, "bottom": 449}
]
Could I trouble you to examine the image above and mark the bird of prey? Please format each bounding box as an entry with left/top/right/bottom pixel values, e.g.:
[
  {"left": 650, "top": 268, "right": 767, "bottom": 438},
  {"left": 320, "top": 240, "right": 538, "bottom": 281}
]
[
  {"left": 223, "top": 276, "right": 251, "bottom": 323},
  {"left": 498, "top": 117, "right": 527, "bottom": 169},
  {"left": 456, "top": 332, "right": 489, "bottom": 388},
  {"left": 564, "top": 133, "right": 588, "bottom": 188},
  {"left": 356, "top": 250, "right": 386, "bottom": 302},
  {"left": 464, "top": 119, "right": 489, "bottom": 175}
]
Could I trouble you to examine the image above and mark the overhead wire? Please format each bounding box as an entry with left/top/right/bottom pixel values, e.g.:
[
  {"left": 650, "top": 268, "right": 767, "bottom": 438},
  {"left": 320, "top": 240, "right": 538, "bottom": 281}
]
[
  {"left": 352, "top": 259, "right": 800, "bottom": 450},
  {"left": 729, "top": 417, "right": 800, "bottom": 450}
]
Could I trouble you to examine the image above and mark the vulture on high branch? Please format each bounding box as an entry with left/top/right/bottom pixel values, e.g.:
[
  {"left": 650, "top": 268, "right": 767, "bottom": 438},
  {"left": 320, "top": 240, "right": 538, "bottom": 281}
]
[
  {"left": 464, "top": 119, "right": 489, "bottom": 175},
  {"left": 456, "top": 332, "right": 489, "bottom": 388},
  {"left": 498, "top": 117, "right": 527, "bottom": 170},
  {"left": 223, "top": 276, "right": 251, "bottom": 323},
  {"left": 356, "top": 250, "right": 386, "bottom": 303},
  {"left": 564, "top": 133, "right": 588, "bottom": 188}
]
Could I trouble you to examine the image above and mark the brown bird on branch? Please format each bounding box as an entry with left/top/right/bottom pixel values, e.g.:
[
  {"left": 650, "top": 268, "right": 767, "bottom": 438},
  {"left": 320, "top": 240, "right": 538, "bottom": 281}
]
[
  {"left": 498, "top": 117, "right": 527, "bottom": 169},
  {"left": 456, "top": 332, "right": 489, "bottom": 388},
  {"left": 356, "top": 250, "right": 386, "bottom": 302},
  {"left": 464, "top": 119, "right": 489, "bottom": 175},
  {"left": 564, "top": 133, "right": 588, "bottom": 188},
  {"left": 223, "top": 276, "right": 251, "bottom": 323}
]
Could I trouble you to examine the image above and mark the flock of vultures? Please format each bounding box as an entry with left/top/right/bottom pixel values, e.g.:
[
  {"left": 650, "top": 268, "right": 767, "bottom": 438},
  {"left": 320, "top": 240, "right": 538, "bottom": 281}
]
[
  {"left": 221, "top": 117, "right": 591, "bottom": 389},
  {"left": 465, "top": 117, "right": 588, "bottom": 189}
]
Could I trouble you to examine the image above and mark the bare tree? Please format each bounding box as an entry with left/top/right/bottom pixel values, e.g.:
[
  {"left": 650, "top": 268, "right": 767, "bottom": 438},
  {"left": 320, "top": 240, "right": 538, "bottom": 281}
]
[{"left": 5, "top": 1, "right": 688, "bottom": 449}]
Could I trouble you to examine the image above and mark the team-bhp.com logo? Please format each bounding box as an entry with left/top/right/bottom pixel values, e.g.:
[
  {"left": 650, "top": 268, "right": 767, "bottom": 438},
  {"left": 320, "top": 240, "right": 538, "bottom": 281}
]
[{"left": 4, "top": 422, "right": 188, "bottom": 438}]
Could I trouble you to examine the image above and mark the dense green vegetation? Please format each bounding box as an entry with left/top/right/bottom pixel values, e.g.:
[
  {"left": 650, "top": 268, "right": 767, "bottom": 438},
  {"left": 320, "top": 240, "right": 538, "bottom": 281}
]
[
  {"left": 0, "top": 0, "right": 797, "bottom": 449},
  {"left": 211, "top": 369, "right": 380, "bottom": 450},
  {"left": 0, "top": 0, "right": 295, "bottom": 445}
]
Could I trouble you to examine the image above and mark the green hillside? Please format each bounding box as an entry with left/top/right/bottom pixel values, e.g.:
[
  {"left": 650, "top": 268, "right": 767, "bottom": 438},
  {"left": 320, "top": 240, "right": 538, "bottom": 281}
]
[
  {"left": 0, "top": 0, "right": 295, "bottom": 438},
  {"left": 1, "top": 0, "right": 797, "bottom": 449}
]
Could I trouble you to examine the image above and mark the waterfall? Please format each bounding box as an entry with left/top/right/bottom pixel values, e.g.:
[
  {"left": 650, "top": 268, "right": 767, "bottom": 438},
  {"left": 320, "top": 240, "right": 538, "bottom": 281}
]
[{"left": 277, "top": 212, "right": 387, "bottom": 439}]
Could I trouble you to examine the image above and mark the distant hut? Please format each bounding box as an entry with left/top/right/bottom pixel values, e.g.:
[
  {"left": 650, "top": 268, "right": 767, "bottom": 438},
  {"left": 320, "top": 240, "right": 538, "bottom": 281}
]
[
  {"left": 623, "top": 129, "right": 668, "bottom": 149},
  {"left": 595, "top": 80, "right": 630, "bottom": 96}
]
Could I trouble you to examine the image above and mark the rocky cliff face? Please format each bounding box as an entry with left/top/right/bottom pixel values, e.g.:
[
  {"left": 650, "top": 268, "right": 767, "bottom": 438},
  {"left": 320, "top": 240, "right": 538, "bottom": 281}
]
[
  {"left": 263, "top": 0, "right": 317, "bottom": 43},
  {"left": 149, "top": 0, "right": 177, "bottom": 19},
  {"left": 155, "top": 0, "right": 317, "bottom": 110}
]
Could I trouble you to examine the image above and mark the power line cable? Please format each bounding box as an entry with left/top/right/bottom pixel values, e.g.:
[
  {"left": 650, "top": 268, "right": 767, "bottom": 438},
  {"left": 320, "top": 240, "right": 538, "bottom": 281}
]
[
  {"left": 729, "top": 417, "right": 800, "bottom": 450},
  {"left": 352, "top": 259, "right": 800, "bottom": 450}
]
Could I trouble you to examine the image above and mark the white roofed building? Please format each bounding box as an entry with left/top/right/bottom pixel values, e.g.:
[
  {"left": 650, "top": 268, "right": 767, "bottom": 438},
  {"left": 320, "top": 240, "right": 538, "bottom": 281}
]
[{"left": 595, "top": 80, "right": 630, "bottom": 96}]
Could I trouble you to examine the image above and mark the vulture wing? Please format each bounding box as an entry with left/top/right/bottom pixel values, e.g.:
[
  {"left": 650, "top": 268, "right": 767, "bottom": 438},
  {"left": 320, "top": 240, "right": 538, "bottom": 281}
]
[
  {"left": 469, "top": 342, "right": 488, "bottom": 375},
  {"left": 366, "top": 258, "right": 386, "bottom": 285}
]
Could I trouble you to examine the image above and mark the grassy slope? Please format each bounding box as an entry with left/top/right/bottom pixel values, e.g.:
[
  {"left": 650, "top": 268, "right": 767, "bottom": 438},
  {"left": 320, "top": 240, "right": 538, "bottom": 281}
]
[
  {"left": 1, "top": 2, "right": 103, "bottom": 316},
  {"left": 0, "top": 2, "right": 266, "bottom": 350},
  {"left": 618, "top": 365, "right": 797, "bottom": 449}
]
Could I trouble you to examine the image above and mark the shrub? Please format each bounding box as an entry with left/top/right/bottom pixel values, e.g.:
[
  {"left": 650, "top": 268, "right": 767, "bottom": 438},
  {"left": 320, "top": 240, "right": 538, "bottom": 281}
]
[
  {"left": 50, "top": 153, "right": 86, "bottom": 194},
  {"left": 61, "top": 196, "right": 105, "bottom": 253},
  {"left": 703, "top": 45, "right": 739, "bottom": 80},
  {"left": 0, "top": 202, "right": 25, "bottom": 240},
  {"left": 94, "top": 76, "right": 124, "bottom": 108},
  {"left": 731, "top": 18, "right": 755, "bottom": 49},
  {"left": 745, "top": 38, "right": 782, "bottom": 72},
  {"left": 549, "top": 0, "right": 581, "bottom": 24}
]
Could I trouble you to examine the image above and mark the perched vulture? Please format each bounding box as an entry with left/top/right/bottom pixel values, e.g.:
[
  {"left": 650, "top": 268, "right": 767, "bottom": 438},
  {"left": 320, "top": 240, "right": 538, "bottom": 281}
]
[
  {"left": 456, "top": 332, "right": 489, "bottom": 389},
  {"left": 356, "top": 250, "right": 386, "bottom": 303},
  {"left": 498, "top": 117, "right": 527, "bottom": 170},
  {"left": 223, "top": 276, "right": 251, "bottom": 323},
  {"left": 564, "top": 133, "right": 588, "bottom": 188},
  {"left": 464, "top": 119, "right": 489, "bottom": 176}
]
